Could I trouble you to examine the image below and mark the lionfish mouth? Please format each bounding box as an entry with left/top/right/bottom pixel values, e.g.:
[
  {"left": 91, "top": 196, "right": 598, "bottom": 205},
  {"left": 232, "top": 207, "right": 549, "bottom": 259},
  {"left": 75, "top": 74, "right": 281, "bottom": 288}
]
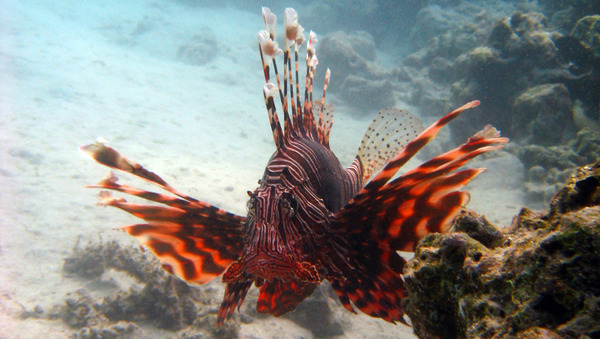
[
  {"left": 245, "top": 256, "right": 294, "bottom": 281},
  {"left": 222, "top": 249, "right": 321, "bottom": 284}
]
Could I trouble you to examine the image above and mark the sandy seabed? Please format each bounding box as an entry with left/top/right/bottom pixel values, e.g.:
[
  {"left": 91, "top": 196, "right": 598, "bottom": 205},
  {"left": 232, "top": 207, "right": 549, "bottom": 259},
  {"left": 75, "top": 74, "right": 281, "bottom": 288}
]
[{"left": 0, "top": 1, "right": 525, "bottom": 337}]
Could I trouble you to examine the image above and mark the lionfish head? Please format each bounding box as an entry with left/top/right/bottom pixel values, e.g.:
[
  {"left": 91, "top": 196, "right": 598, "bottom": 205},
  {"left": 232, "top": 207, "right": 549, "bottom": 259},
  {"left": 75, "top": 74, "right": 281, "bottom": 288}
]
[{"left": 223, "top": 167, "right": 327, "bottom": 285}]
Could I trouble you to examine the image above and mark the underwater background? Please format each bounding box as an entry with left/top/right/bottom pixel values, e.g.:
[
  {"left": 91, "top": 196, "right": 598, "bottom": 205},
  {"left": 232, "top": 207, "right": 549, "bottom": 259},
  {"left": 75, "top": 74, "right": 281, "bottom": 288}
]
[{"left": 1, "top": 0, "right": 599, "bottom": 337}]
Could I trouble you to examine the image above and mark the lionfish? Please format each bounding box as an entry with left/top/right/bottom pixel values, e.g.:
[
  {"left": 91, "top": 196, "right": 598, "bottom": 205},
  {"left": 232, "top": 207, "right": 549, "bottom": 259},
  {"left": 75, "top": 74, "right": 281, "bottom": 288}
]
[{"left": 81, "top": 7, "right": 507, "bottom": 325}]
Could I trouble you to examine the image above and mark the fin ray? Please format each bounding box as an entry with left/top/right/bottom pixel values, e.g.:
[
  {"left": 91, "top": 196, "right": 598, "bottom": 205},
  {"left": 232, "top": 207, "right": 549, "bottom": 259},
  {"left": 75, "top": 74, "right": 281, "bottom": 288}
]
[
  {"left": 360, "top": 100, "right": 480, "bottom": 195},
  {"left": 97, "top": 196, "right": 244, "bottom": 285},
  {"left": 82, "top": 144, "right": 245, "bottom": 285},
  {"left": 357, "top": 107, "right": 424, "bottom": 184},
  {"left": 256, "top": 280, "right": 318, "bottom": 316},
  {"left": 80, "top": 141, "right": 199, "bottom": 202},
  {"left": 329, "top": 109, "right": 508, "bottom": 322},
  {"left": 218, "top": 278, "right": 253, "bottom": 325}
]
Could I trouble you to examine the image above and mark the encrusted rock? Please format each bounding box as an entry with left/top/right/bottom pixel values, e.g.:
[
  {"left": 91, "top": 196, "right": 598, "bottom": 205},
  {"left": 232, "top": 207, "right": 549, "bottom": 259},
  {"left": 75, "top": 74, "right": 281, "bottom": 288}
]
[
  {"left": 318, "top": 30, "right": 381, "bottom": 87},
  {"left": 403, "top": 161, "right": 600, "bottom": 338},
  {"left": 447, "top": 11, "right": 594, "bottom": 143},
  {"left": 53, "top": 241, "right": 238, "bottom": 336},
  {"left": 317, "top": 31, "right": 392, "bottom": 115},
  {"left": 282, "top": 284, "right": 344, "bottom": 337},
  {"left": 339, "top": 75, "right": 396, "bottom": 113},
  {"left": 517, "top": 128, "right": 600, "bottom": 206},
  {"left": 539, "top": 0, "right": 600, "bottom": 33},
  {"left": 512, "top": 83, "right": 576, "bottom": 145},
  {"left": 570, "top": 15, "right": 600, "bottom": 58},
  {"left": 550, "top": 162, "right": 600, "bottom": 214}
]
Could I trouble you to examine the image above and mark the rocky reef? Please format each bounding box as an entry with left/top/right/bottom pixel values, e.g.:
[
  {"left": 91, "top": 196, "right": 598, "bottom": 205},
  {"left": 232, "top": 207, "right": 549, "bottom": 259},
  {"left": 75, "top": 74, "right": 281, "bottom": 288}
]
[
  {"left": 313, "top": 2, "right": 599, "bottom": 153},
  {"left": 317, "top": 30, "right": 395, "bottom": 114},
  {"left": 393, "top": 3, "right": 600, "bottom": 208},
  {"left": 400, "top": 5, "right": 599, "bottom": 143},
  {"left": 29, "top": 241, "right": 239, "bottom": 338},
  {"left": 518, "top": 128, "right": 600, "bottom": 207},
  {"left": 403, "top": 161, "right": 600, "bottom": 338}
]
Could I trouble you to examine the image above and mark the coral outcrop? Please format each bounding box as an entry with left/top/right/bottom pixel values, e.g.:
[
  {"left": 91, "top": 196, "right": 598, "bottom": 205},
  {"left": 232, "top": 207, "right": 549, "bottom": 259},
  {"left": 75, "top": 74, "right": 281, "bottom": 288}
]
[
  {"left": 518, "top": 128, "right": 600, "bottom": 206},
  {"left": 403, "top": 161, "right": 600, "bottom": 338},
  {"left": 570, "top": 15, "right": 600, "bottom": 58},
  {"left": 450, "top": 11, "right": 573, "bottom": 141},
  {"left": 539, "top": 0, "right": 600, "bottom": 34},
  {"left": 37, "top": 241, "right": 238, "bottom": 338},
  {"left": 317, "top": 30, "right": 394, "bottom": 114},
  {"left": 401, "top": 5, "right": 598, "bottom": 147},
  {"left": 511, "top": 83, "right": 575, "bottom": 145}
]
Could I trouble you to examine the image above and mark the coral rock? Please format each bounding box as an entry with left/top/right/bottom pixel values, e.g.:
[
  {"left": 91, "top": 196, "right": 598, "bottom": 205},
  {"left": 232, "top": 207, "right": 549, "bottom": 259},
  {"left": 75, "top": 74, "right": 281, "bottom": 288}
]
[
  {"left": 339, "top": 75, "right": 396, "bottom": 113},
  {"left": 517, "top": 128, "right": 600, "bottom": 206},
  {"left": 317, "top": 31, "right": 392, "bottom": 115},
  {"left": 403, "top": 161, "right": 600, "bottom": 338},
  {"left": 54, "top": 241, "right": 236, "bottom": 336},
  {"left": 569, "top": 14, "right": 600, "bottom": 57},
  {"left": 512, "top": 83, "right": 576, "bottom": 145}
]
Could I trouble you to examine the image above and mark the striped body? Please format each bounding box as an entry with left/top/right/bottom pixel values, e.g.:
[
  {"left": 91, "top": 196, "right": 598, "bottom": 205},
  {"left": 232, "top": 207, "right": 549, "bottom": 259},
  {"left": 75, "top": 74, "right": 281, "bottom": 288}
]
[
  {"left": 240, "top": 137, "right": 361, "bottom": 276},
  {"left": 81, "top": 7, "right": 508, "bottom": 326}
]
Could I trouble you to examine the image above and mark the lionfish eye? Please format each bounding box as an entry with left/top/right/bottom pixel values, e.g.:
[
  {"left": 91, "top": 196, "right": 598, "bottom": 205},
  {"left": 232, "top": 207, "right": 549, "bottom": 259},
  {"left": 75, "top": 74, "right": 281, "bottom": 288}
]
[
  {"left": 281, "top": 193, "right": 297, "bottom": 217},
  {"left": 246, "top": 191, "right": 256, "bottom": 216}
]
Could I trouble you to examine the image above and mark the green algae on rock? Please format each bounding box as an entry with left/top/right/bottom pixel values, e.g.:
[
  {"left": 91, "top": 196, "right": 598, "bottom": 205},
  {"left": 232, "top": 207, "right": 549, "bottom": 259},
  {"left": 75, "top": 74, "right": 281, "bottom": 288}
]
[{"left": 403, "top": 161, "right": 600, "bottom": 338}]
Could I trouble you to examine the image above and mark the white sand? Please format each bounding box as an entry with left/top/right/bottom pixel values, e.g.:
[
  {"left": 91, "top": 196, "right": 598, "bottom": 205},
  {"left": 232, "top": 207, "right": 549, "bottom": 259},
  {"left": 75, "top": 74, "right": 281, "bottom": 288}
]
[{"left": 0, "top": 1, "right": 524, "bottom": 338}]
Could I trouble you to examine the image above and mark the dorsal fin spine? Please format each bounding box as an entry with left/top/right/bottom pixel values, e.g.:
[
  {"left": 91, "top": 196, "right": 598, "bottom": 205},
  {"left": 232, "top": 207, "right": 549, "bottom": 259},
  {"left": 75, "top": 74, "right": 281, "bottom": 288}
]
[
  {"left": 286, "top": 49, "right": 296, "bottom": 138},
  {"left": 263, "top": 83, "right": 284, "bottom": 149},
  {"left": 294, "top": 44, "right": 302, "bottom": 129},
  {"left": 319, "top": 68, "right": 331, "bottom": 144},
  {"left": 260, "top": 8, "right": 328, "bottom": 148},
  {"left": 281, "top": 51, "right": 291, "bottom": 135},
  {"left": 271, "top": 58, "right": 290, "bottom": 137}
]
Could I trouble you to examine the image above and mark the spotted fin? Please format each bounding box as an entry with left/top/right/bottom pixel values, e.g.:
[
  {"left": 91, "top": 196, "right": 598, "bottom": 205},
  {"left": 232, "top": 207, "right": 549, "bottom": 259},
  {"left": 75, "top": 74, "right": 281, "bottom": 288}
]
[
  {"left": 357, "top": 107, "right": 424, "bottom": 184},
  {"left": 313, "top": 100, "right": 334, "bottom": 147},
  {"left": 81, "top": 141, "right": 245, "bottom": 285},
  {"left": 361, "top": 101, "right": 482, "bottom": 192},
  {"left": 328, "top": 102, "right": 508, "bottom": 323},
  {"left": 256, "top": 280, "right": 318, "bottom": 316}
]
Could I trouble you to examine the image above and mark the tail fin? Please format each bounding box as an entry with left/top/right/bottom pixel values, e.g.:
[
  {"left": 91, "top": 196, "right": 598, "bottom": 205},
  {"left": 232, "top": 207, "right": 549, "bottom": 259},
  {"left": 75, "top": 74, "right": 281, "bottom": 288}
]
[
  {"left": 328, "top": 102, "right": 508, "bottom": 323},
  {"left": 81, "top": 140, "right": 245, "bottom": 285}
]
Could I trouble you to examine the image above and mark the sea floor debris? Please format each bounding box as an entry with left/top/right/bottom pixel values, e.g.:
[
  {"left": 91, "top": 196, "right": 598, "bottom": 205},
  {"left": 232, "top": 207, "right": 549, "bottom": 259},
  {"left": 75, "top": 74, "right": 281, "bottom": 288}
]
[
  {"left": 28, "top": 239, "right": 346, "bottom": 337},
  {"left": 30, "top": 241, "right": 239, "bottom": 338}
]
